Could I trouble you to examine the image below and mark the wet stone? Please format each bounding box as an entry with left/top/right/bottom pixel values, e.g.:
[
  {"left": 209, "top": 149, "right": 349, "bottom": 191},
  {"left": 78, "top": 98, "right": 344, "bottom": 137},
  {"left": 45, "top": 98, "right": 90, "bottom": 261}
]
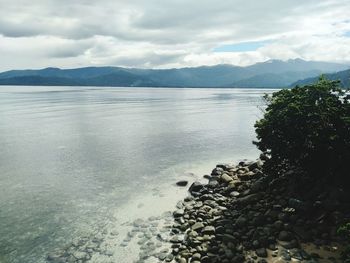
[
  {"left": 192, "top": 222, "right": 205, "bottom": 231},
  {"left": 255, "top": 248, "right": 267, "bottom": 258}
]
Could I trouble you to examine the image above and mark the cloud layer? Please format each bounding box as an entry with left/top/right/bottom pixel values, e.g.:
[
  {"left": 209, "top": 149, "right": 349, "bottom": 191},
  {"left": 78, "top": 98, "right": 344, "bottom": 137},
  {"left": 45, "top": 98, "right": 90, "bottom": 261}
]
[{"left": 0, "top": 0, "right": 349, "bottom": 71}]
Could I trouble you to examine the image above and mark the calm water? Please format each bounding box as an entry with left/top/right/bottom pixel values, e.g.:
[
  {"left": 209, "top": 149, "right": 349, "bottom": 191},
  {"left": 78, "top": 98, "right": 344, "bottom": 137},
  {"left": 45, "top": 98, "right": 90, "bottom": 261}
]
[{"left": 0, "top": 86, "right": 274, "bottom": 262}]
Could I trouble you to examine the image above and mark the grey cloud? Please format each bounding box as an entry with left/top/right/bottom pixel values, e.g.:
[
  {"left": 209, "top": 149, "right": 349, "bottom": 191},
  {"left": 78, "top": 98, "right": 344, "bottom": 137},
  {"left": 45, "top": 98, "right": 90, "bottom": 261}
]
[
  {"left": 46, "top": 43, "right": 91, "bottom": 58},
  {"left": 0, "top": 0, "right": 344, "bottom": 42},
  {"left": 0, "top": 0, "right": 349, "bottom": 70},
  {"left": 102, "top": 51, "right": 186, "bottom": 68}
]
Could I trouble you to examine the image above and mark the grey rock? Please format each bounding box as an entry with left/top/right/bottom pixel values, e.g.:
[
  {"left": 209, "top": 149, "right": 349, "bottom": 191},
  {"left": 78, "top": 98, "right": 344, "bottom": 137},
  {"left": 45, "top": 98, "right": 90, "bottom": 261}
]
[
  {"left": 202, "top": 226, "right": 215, "bottom": 235},
  {"left": 170, "top": 236, "right": 182, "bottom": 243},
  {"left": 230, "top": 191, "right": 240, "bottom": 197},
  {"left": 256, "top": 248, "right": 267, "bottom": 258},
  {"left": 220, "top": 173, "right": 233, "bottom": 184},
  {"left": 250, "top": 177, "right": 266, "bottom": 193},
  {"left": 237, "top": 193, "right": 263, "bottom": 205},
  {"left": 278, "top": 230, "right": 293, "bottom": 241},
  {"left": 235, "top": 215, "right": 247, "bottom": 227},
  {"left": 248, "top": 160, "right": 263, "bottom": 171},
  {"left": 189, "top": 182, "right": 204, "bottom": 194},
  {"left": 192, "top": 222, "right": 205, "bottom": 231},
  {"left": 289, "top": 198, "right": 306, "bottom": 210},
  {"left": 201, "top": 256, "right": 211, "bottom": 263},
  {"left": 176, "top": 180, "right": 189, "bottom": 187},
  {"left": 173, "top": 209, "right": 185, "bottom": 217},
  {"left": 208, "top": 179, "right": 219, "bottom": 188},
  {"left": 192, "top": 253, "right": 201, "bottom": 260},
  {"left": 211, "top": 167, "right": 224, "bottom": 176}
]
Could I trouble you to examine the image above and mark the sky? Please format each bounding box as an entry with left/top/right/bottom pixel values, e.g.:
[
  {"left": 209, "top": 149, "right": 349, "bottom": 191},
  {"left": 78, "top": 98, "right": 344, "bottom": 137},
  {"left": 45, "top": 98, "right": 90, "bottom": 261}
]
[{"left": 0, "top": 0, "right": 350, "bottom": 71}]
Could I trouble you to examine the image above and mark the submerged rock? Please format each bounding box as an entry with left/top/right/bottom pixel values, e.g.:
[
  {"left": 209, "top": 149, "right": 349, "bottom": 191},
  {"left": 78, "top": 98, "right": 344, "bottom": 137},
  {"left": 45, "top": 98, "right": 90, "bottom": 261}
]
[{"left": 176, "top": 180, "right": 188, "bottom": 187}]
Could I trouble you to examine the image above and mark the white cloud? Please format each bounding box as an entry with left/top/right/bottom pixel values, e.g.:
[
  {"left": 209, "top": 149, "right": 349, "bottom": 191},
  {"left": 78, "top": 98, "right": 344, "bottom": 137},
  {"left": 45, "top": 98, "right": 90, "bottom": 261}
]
[{"left": 0, "top": 0, "right": 349, "bottom": 70}]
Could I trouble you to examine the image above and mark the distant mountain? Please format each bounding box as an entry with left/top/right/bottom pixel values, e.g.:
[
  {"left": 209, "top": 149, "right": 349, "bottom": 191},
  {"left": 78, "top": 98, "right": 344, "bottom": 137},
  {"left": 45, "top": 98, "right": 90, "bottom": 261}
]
[
  {"left": 244, "top": 58, "right": 347, "bottom": 74},
  {"left": 231, "top": 70, "right": 322, "bottom": 88},
  {"left": 291, "top": 69, "right": 350, "bottom": 87},
  {"left": 0, "top": 67, "right": 158, "bottom": 87},
  {"left": 0, "top": 59, "right": 348, "bottom": 88}
]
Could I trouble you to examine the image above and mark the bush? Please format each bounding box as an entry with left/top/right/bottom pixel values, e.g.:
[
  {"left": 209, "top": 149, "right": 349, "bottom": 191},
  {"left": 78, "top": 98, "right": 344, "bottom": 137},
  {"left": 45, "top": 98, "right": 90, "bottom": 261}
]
[
  {"left": 338, "top": 223, "right": 350, "bottom": 261},
  {"left": 254, "top": 77, "right": 350, "bottom": 184}
]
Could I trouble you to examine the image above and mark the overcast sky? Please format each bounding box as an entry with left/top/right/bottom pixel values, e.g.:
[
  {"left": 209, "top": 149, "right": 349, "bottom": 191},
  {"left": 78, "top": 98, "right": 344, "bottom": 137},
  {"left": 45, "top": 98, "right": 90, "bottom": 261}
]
[{"left": 0, "top": 0, "right": 350, "bottom": 71}]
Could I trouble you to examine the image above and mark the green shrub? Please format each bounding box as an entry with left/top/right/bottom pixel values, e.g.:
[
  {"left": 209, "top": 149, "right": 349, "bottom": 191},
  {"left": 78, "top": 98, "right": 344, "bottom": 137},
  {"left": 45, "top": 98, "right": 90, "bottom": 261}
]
[
  {"left": 338, "top": 223, "right": 350, "bottom": 261},
  {"left": 254, "top": 77, "right": 350, "bottom": 183}
]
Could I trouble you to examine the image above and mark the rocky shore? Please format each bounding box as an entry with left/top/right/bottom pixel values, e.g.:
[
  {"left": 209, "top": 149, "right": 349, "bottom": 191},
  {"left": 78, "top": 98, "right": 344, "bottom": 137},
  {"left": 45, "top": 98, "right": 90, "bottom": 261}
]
[
  {"left": 165, "top": 158, "right": 348, "bottom": 263},
  {"left": 47, "top": 158, "right": 349, "bottom": 263}
]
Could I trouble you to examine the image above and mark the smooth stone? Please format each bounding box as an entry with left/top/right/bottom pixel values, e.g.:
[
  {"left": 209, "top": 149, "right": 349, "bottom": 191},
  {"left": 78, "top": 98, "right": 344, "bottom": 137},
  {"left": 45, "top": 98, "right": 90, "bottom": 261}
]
[
  {"left": 201, "top": 256, "right": 211, "bottom": 263},
  {"left": 192, "top": 222, "right": 205, "bottom": 231},
  {"left": 256, "top": 248, "right": 267, "bottom": 258},
  {"left": 235, "top": 215, "right": 247, "bottom": 227},
  {"left": 192, "top": 253, "right": 201, "bottom": 260},
  {"left": 170, "top": 236, "right": 182, "bottom": 243},
  {"left": 173, "top": 209, "right": 185, "bottom": 217},
  {"left": 176, "top": 180, "right": 189, "bottom": 187},
  {"left": 202, "top": 226, "right": 215, "bottom": 235},
  {"left": 211, "top": 167, "right": 224, "bottom": 176},
  {"left": 237, "top": 193, "right": 263, "bottom": 205},
  {"left": 278, "top": 230, "right": 293, "bottom": 241},
  {"left": 189, "top": 182, "right": 204, "bottom": 193},
  {"left": 230, "top": 191, "right": 240, "bottom": 197},
  {"left": 220, "top": 173, "right": 233, "bottom": 184}
]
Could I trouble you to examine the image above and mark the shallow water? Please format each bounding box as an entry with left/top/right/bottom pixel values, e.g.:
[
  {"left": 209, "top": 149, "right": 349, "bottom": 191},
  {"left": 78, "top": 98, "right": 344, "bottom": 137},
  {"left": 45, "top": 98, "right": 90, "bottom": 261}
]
[{"left": 0, "top": 86, "right": 275, "bottom": 262}]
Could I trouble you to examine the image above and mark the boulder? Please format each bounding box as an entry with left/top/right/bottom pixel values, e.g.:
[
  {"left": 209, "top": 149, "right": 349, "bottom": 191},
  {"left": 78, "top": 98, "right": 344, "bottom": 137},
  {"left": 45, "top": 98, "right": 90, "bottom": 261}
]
[
  {"left": 248, "top": 160, "right": 263, "bottom": 171},
  {"left": 192, "top": 222, "right": 205, "bottom": 231},
  {"left": 216, "top": 164, "right": 230, "bottom": 170},
  {"left": 202, "top": 226, "right": 215, "bottom": 235},
  {"left": 288, "top": 198, "right": 306, "bottom": 211},
  {"left": 211, "top": 167, "right": 224, "bottom": 176},
  {"left": 250, "top": 177, "right": 267, "bottom": 193},
  {"left": 235, "top": 215, "right": 247, "bottom": 227},
  {"left": 208, "top": 179, "right": 219, "bottom": 188},
  {"left": 278, "top": 231, "right": 293, "bottom": 242},
  {"left": 173, "top": 209, "right": 184, "bottom": 218},
  {"left": 220, "top": 173, "right": 234, "bottom": 184},
  {"left": 256, "top": 248, "right": 267, "bottom": 258},
  {"left": 189, "top": 182, "right": 204, "bottom": 194},
  {"left": 237, "top": 193, "right": 263, "bottom": 205},
  {"left": 176, "top": 180, "right": 188, "bottom": 187}
]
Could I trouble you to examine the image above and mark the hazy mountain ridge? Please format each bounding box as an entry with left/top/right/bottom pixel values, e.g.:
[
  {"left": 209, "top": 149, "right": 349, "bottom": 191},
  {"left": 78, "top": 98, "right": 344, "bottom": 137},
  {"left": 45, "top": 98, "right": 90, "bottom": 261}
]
[
  {"left": 291, "top": 69, "right": 350, "bottom": 87},
  {"left": 0, "top": 59, "right": 348, "bottom": 87}
]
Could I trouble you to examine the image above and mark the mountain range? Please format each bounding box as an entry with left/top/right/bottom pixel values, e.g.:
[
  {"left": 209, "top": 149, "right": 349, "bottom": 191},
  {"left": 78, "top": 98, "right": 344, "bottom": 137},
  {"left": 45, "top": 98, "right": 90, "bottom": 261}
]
[
  {"left": 291, "top": 69, "right": 350, "bottom": 87},
  {"left": 0, "top": 59, "right": 349, "bottom": 88}
]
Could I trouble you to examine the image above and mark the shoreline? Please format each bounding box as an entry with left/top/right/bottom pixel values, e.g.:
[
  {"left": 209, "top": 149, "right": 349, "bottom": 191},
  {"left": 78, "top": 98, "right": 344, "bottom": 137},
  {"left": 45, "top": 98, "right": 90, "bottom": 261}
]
[
  {"left": 46, "top": 157, "right": 347, "bottom": 263},
  {"left": 161, "top": 159, "right": 346, "bottom": 263}
]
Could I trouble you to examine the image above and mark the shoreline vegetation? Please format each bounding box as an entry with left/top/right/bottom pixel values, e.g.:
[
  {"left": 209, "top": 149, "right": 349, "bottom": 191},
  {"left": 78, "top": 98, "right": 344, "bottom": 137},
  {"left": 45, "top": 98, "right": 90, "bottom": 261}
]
[
  {"left": 160, "top": 77, "right": 349, "bottom": 263},
  {"left": 46, "top": 78, "right": 349, "bottom": 263}
]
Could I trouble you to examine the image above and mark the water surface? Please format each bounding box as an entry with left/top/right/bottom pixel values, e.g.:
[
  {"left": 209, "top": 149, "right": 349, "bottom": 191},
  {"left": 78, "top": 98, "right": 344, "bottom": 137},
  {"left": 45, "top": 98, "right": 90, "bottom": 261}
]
[{"left": 0, "top": 86, "right": 274, "bottom": 262}]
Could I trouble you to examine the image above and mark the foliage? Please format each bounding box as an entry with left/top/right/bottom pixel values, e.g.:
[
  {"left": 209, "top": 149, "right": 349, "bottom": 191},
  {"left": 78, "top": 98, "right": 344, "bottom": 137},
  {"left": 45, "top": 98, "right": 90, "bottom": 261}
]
[
  {"left": 254, "top": 76, "right": 350, "bottom": 183},
  {"left": 338, "top": 223, "right": 350, "bottom": 261}
]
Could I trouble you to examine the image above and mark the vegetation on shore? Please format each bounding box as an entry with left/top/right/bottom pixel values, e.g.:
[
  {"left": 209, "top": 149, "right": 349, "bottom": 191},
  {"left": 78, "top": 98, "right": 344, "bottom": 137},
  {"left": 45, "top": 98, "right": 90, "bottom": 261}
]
[
  {"left": 254, "top": 76, "right": 350, "bottom": 261},
  {"left": 163, "top": 77, "right": 350, "bottom": 263},
  {"left": 254, "top": 76, "right": 350, "bottom": 185}
]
